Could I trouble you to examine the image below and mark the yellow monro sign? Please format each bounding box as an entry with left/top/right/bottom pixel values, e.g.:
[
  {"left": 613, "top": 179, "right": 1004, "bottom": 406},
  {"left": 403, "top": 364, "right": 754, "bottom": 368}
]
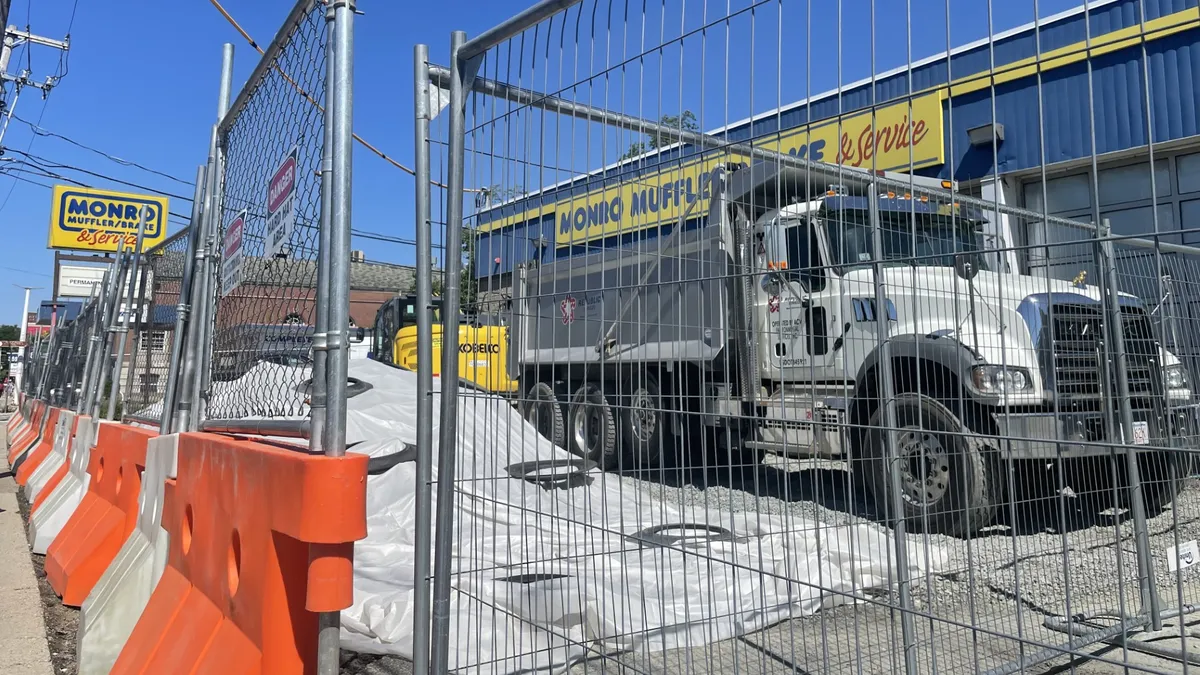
[
  {"left": 481, "top": 91, "right": 945, "bottom": 246},
  {"left": 47, "top": 186, "right": 169, "bottom": 252}
]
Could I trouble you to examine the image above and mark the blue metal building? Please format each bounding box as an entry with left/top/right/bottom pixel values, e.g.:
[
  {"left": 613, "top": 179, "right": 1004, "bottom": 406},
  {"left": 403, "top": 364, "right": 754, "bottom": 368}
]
[{"left": 474, "top": 0, "right": 1200, "bottom": 295}]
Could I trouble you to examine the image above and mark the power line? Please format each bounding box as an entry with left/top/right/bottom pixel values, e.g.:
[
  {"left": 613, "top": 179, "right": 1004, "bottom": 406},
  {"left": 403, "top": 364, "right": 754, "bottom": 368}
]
[
  {"left": 12, "top": 114, "right": 192, "bottom": 186},
  {"left": 0, "top": 97, "right": 48, "bottom": 217},
  {"left": 0, "top": 163, "right": 194, "bottom": 221},
  {"left": 9, "top": 149, "right": 196, "bottom": 202},
  {"left": 208, "top": 0, "right": 435, "bottom": 181}
]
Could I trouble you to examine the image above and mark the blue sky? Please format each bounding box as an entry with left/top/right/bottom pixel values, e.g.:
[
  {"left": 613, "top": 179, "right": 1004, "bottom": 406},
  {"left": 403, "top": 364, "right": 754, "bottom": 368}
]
[{"left": 0, "top": 0, "right": 1086, "bottom": 323}]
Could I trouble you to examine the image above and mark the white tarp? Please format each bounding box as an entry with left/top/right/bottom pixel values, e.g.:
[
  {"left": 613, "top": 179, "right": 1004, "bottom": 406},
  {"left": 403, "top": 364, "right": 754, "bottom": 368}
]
[{"left": 138, "top": 359, "right": 946, "bottom": 674}]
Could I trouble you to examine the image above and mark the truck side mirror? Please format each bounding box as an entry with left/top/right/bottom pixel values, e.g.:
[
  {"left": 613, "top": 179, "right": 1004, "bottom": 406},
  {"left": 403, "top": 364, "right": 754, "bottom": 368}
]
[{"left": 955, "top": 251, "right": 981, "bottom": 281}]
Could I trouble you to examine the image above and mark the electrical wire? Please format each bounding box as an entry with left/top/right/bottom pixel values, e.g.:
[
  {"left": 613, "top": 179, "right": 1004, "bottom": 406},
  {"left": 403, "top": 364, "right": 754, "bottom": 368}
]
[
  {"left": 0, "top": 98, "right": 48, "bottom": 216},
  {"left": 8, "top": 149, "right": 197, "bottom": 202},
  {"left": 12, "top": 114, "right": 192, "bottom": 186},
  {"left": 56, "top": 0, "right": 80, "bottom": 79},
  {"left": 207, "top": 0, "right": 476, "bottom": 192},
  {"left": 209, "top": 0, "right": 415, "bottom": 176}
]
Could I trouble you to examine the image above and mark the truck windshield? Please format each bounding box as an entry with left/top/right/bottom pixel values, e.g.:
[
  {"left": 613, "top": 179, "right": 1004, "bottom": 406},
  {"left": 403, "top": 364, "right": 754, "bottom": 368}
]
[{"left": 823, "top": 208, "right": 988, "bottom": 272}]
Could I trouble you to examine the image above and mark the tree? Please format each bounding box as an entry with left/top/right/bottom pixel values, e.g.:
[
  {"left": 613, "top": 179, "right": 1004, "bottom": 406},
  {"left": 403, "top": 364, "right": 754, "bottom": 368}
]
[
  {"left": 0, "top": 324, "right": 19, "bottom": 341},
  {"left": 622, "top": 111, "right": 699, "bottom": 160}
]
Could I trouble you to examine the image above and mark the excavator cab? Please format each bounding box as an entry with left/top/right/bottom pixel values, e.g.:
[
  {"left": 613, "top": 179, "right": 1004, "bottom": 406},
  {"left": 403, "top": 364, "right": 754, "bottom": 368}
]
[{"left": 371, "top": 295, "right": 519, "bottom": 395}]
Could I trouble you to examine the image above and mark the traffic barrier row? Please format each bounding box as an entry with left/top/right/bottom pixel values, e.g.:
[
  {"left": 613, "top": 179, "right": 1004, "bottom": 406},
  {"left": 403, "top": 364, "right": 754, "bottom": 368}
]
[
  {"left": 9, "top": 401, "right": 48, "bottom": 467},
  {"left": 6, "top": 405, "right": 370, "bottom": 674},
  {"left": 14, "top": 407, "right": 63, "bottom": 485}
]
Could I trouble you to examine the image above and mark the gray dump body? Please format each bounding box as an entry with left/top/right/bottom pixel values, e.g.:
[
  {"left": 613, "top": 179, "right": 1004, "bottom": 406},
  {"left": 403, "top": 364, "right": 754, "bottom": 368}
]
[
  {"left": 513, "top": 224, "right": 732, "bottom": 369},
  {"left": 508, "top": 159, "right": 947, "bottom": 381}
]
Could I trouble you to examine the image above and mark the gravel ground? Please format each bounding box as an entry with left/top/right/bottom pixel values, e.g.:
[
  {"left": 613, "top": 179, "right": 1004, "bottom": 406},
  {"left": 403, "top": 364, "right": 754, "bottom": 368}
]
[
  {"left": 17, "top": 489, "right": 80, "bottom": 675},
  {"left": 347, "top": 453, "right": 1200, "bottom": 674}
]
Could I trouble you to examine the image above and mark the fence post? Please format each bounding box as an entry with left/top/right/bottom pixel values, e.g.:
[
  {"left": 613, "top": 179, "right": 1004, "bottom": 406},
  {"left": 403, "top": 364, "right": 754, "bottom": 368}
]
[
  {"left": 159, "top": 166, "right": 207, "bottom": 433},
  {"left": 318, "top": 1, "right": 356, "bottom": 672},
  {"left": 411, "top": 41, "right": 435, "bottom": 674},
  {"left": 75, "top": 279, "right": 104, "bottom": 412},
  {"left": 868, "top": 188, "right": 918, "bottom": 674},
  {"left": 123, "top": 258, "right": 152, "bottom": 416},
  {"left": 92, "top": 248, "right": 128, "bottom": 418},
  {"left": 107, "top": 208, "right": 148, "bottom": 420},
  {"left": 1097, "top": 217, "right": 1163, "bottom": 629},
  {"left": 177, "top": 44, "right": 234, "bottom": 433},
  {"left": 195, "top": 42, "right": 236, "bottom": 429},
  {"left": 309, "top": 4, "right": 337, "bottom": 456},
  {"left": 430, "top": 28, "right": 474, "bottom": 675}
]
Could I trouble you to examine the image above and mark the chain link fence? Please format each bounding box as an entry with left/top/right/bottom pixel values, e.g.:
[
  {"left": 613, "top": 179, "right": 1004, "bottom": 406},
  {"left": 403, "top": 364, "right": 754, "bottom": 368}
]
[
  {"left": 122, "top": 227, "right": 191, "bottom": 423},
  {"left": 202, "top": 0, "right": 328, "bottom": 421},
  {"left": 398, "top": 1, "right": 1200, "bottom": 673}
]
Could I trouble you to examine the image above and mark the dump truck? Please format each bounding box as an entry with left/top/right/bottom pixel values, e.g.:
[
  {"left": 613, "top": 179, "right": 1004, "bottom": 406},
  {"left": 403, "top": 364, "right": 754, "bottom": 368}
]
[
  {"left": 504, "top": 157, "right": 1197, "bottom": 536},
  {"left": 370, "top": 294, "right": 518, "bottom": 395}
]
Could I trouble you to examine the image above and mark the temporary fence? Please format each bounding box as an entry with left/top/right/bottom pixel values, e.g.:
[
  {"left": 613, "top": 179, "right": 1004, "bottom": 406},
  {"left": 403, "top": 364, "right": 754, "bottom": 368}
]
[
  {"left": 120, "top": 227, "right": 191, "bottom": 423},
  {"left": 397, "top": 1, "right": 1200, "bottom": 674},
  {"left": 199, "top": 0, "right": 330, "bottom": 424}
]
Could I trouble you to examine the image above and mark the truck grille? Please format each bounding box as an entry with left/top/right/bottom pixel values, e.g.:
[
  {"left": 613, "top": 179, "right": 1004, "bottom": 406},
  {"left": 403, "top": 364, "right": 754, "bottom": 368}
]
[
  {"left": 1041, "top": 303, "right": 1161, "bottom": 401},
  {"left": 1043, "top": 304, "right": 1160, "bottom": 402}
]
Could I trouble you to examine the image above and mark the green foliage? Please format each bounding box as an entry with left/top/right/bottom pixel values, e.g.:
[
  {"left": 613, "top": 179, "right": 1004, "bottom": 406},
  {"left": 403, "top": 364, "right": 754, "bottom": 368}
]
[
  {"left": 622, "top": 111, "right": 699, "bottom": 160},
  {"left": 0, "top": 324, "right": 19, "bottom": 341}
]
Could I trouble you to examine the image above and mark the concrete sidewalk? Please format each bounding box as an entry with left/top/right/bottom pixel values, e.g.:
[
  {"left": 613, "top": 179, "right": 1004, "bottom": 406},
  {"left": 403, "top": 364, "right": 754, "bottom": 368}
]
[{"left": 0, "top": 415, "right": 55, "bottom": 675}]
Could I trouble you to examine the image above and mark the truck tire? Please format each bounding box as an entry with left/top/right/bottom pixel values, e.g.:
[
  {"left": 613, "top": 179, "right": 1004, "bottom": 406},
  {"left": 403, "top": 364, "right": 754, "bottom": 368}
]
[
  {"left": 858, "top": 393, "right": 996, "bottom": 537},
  {"left": 521, "top": 381, "right": 566, "bottom": 449},
  {"left": 567, "top": 383, "right": 619, "bottom": 470},
  {"left": 1127, "top": 450, "right": 1184, "bottom": 515},
  {"left": 619, "top": 372, "right": 669, "bottom": 469}
]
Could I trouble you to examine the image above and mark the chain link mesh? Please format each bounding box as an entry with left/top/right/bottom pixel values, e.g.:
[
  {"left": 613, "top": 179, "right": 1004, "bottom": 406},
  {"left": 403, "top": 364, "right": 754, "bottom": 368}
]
[
  {"left": 205, "top": 1, "right": 327, "bottom": 421},
  {"left": 121, "top": 228, "right": 191, "bottom": 421}
]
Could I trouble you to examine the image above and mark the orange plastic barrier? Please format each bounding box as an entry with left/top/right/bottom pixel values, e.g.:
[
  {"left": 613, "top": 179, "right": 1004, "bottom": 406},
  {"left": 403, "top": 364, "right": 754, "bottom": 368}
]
[
  {"left": 15, "top": 407, "right": 62, "bottom": 485},
  {"left": 111, "top": 432, "right": 367, "bottom": 674},
  {"left": 7, "top": 401, "right": 45, "bottom": 464},
  {"left": 45, "top": 423, "right": 156, "bottom": 606}
]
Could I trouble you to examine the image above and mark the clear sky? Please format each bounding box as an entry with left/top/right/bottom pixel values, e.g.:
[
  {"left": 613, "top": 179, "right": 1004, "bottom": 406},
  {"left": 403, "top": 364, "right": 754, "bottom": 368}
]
[{"left": 0, "top": 0, "right": 1086, "bottom": 324}]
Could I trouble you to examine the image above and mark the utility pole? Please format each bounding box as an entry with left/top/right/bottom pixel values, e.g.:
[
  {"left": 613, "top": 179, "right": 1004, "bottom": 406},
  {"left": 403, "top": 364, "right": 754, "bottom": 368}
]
[
  {"left": 13, "top": 283, "right": 38, "bottom": 392},
  {"left": 0, "top": 23, "right": 69, "bottom": 147}
]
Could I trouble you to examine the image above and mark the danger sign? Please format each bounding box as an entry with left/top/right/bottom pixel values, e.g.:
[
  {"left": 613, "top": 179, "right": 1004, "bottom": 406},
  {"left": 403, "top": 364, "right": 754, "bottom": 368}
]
[
  {"left": 221, "top": 209, "right": 247, "bottom": 297},
  {"left": 265, "top": 145, "right": 299, "bottom": 258}
]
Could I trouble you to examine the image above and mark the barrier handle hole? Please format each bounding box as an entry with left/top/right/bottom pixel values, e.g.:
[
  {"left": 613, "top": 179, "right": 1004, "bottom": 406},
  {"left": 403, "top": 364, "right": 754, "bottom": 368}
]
[
  {"left": 181, "top": 505, "right": 194, "bottom": 555},
  {"left": 228, "top": 529, "right": 242, "bottom": 597},
  {"left": 96, "top": 456, "right": 105, "bottom": 484},
  {"left": 115, "top": 465, "right": 124, "bottom": 495}
]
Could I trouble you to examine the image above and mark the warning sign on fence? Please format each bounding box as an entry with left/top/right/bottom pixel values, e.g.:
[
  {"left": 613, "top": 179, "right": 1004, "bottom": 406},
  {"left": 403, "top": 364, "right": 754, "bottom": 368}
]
[
  {"left": 265, "top": 146, "right": 298, "bottom": 258},
  {"left": 221, "top": 210, "right": 247, "bottom": 297}
]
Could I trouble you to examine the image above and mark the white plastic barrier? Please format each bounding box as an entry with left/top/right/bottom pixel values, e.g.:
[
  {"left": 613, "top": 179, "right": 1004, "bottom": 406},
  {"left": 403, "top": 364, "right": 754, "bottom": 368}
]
[
  {"left": 28, "top": 416, "right": 98, "bottom": 554},
  {"left": 25, "top": 410, "right": 76, "bottom": 504},
  {"left": 75, "top": 432, "right": 177, "bottom": 675}
]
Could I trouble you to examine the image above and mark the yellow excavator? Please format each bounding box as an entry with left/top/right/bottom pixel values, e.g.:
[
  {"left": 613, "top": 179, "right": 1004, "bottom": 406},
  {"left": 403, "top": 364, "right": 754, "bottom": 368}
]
[{"left": 370, "top": 295, "right": 519, "bottom": 395}]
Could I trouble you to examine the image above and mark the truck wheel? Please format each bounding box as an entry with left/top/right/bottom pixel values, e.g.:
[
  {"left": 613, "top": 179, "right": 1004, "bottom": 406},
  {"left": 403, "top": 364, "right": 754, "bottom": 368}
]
[
  {"left": 859, "top": 393, "right": 995, "bottom": 537},
  {"left": 1127, "top": 450, "right": 1184, "bottom": 514},
  {"left": 521, "top": 382, "right": 565, "bottom": 449},
  {"left": 619, "top": 372, "right": 668, "bottom": 469},
  {"left": 568, "top": 383, "right": 618, "bottom": 470}
]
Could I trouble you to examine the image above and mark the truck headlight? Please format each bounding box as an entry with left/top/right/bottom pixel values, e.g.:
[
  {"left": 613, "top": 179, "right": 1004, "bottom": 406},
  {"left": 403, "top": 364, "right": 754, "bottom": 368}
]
[
  {"left": 1165, "top": 364, "right": 1189, "bottom": 390},
  {"left": 971, "top": 365, "right": 1033, "bottom": 394}
]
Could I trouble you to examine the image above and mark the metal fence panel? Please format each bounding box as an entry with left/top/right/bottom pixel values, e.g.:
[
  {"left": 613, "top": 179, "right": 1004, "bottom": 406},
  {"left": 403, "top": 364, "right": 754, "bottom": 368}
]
[
  {"left": 203, "top": 0, "right": 328, "bottom": 422},
  {"left": 413, "top": 1, "right": 1200, "bottom": 673},
  {"left": 122, "top": 227, "right": 192, "bottom": 424}
]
